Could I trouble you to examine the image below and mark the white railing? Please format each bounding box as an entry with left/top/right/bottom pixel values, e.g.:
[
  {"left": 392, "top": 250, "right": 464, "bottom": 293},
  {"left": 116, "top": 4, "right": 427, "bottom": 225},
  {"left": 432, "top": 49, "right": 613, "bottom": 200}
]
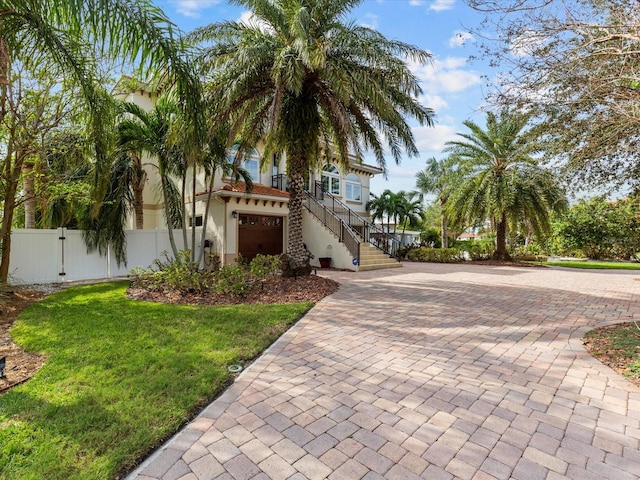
[{"left": 8, "top": 228, "right": 193, "bottom": 285}]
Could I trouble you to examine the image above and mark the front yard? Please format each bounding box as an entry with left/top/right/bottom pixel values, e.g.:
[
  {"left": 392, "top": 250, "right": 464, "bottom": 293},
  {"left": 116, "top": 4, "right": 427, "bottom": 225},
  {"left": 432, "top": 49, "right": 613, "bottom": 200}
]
[{"left": 0, "top": 282, "right": 315, "bottom": 480}]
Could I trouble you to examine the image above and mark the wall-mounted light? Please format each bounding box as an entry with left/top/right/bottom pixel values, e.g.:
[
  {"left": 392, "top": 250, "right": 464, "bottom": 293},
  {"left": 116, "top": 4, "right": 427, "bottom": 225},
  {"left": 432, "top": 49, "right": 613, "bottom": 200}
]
[{"left": 231, "top": 210, "right": 238, "bottom": 219}]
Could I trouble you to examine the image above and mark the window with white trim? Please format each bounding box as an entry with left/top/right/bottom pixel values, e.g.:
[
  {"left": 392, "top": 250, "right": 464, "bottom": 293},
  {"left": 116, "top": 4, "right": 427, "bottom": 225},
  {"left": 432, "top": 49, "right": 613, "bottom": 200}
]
[
  {"left": 345, "top": 173, "right": 361, "bottom": 202},
  {"left": 227, "top": 146, "right": 260, "bottom": 183},
  {"left": 321, "top": 164, "right": 341, "bottom": 195}
]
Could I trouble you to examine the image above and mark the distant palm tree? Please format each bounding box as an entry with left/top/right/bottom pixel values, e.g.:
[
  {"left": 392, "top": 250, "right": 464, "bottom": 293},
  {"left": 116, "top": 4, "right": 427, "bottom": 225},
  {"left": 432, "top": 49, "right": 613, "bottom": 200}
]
[
  {"left": 190, "top": 0, "right": 434, "bottom": 275},
  {"left": 415, "top": 157, "right": 454, "bottom": 248},
  {"left": 396, "top": 193, "right": 423, "bottom": 241},
  {"left": 445, "top": 110, "right": 567, "bottom": 260}
]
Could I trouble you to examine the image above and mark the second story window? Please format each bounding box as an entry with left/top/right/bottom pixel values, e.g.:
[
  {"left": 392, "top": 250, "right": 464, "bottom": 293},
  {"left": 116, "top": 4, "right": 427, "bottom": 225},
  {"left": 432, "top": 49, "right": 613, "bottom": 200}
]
[
  {"left": 243, "top": 155, "right": 259, "bottom": 183},
  {"left": 345, "top": 173, "right": 361, "bottom": 202},
  {"left": 227, "top": 145, "right": 260, "bottom": 183},
  {"left": 321, "top": 164, "right": 340, "bottom": 195}
]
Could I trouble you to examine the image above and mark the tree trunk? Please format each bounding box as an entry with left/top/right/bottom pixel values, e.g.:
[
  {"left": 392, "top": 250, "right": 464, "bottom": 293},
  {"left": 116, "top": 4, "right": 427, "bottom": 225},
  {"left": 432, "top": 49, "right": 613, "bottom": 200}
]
[
  {"left": 0, "top": 182, "right": 17, "bottom": 283},
  {"left": 283, "top": 158, "right": 311, "bottom": 277},
  {"left": 22, "top": 161, "right": 36, "bottom": 228},
  {"left": 492, "top": 216, "right": 511, "bottom": 261},
  {"left": 440, "top": 213, "right": 448, "bottom": 249},
  {"left": 132, "top": 156, "right": 145, "bottom": 229},
  {"left": 160, "top": 174, "right": 180, "bottom": 260},
  {"left": 440, "top": 198, "right": 448, "bottom": 249}
]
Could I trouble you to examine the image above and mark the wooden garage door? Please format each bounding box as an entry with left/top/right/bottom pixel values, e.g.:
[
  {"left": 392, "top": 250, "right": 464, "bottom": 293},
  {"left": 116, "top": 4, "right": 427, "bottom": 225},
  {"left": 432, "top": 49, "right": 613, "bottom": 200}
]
[{"left": 238, "top": 214, "right": 284, "bottom": 261}]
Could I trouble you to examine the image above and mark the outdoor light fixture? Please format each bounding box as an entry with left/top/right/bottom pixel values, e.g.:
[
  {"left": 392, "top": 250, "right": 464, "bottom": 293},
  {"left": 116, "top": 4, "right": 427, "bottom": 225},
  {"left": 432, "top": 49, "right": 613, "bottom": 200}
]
[
  {"left": 0, "top": 356, "right": 5, "bottom": 379},
  {"left": 231, "top": 211, "right": 238, "bottom": 219}
]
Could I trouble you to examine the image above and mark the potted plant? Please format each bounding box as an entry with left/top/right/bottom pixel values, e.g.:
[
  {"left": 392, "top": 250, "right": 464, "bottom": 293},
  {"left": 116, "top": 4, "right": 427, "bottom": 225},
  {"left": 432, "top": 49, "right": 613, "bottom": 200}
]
[{"left": 319, "top": 245, "right": 332, "bottom": 268}]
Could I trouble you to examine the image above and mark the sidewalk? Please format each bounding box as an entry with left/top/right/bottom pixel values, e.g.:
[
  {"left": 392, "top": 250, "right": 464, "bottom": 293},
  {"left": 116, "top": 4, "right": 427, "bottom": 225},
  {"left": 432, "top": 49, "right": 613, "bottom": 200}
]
[{"left": 128, "top": 262, "right": 640, "bottom": 479}]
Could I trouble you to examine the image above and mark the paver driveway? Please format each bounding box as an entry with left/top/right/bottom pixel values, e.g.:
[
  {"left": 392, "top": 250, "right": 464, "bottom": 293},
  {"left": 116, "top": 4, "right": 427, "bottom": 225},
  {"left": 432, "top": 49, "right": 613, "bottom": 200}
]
[{"left": 129, "top": 263, "right": 640, "bottom": 480}]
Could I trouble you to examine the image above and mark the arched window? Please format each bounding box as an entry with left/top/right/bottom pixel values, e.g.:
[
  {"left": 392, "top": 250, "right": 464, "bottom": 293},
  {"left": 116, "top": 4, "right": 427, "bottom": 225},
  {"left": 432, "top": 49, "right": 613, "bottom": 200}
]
[
  {"left": 227, "top": 145, "right": 260, "bottom": 183},
  {"left": 321, "top": 164, "right": 340, "bottom": 195},
  {"left": 345, "top": 173, "right": 361, "bottom": 202}
]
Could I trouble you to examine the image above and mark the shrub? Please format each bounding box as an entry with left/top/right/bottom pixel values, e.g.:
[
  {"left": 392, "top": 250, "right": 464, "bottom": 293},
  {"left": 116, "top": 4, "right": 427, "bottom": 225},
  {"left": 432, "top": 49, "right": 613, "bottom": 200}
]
[
  {"left": 130, "top": 250, "right": 213, "bottom": 293},
  {"left": 215, "top": 264, "right": 250, "bottom": 296},
  {"left": 406, "top": 247, "right": 464, "bottom": 263},
  {"left": 249, "top": 254, "right": 282, "bottom": 279}
]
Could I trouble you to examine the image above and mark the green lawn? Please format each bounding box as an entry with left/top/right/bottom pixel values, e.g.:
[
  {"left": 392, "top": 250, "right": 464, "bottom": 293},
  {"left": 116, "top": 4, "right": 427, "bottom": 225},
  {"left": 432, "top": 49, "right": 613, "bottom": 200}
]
[
  {"left": 543, "top": 260, "right": 640, "bottom": 270},
  {"left": 0, "top": 282, "right": 312, "bottom": 480}
]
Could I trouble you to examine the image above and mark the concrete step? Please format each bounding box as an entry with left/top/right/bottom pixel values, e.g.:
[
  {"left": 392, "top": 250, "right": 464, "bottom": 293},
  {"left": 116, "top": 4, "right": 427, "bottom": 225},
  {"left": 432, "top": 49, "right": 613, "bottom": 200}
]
[
  {"left": 357, "top": 244, "right": 402, "bottom": 271},
  {"left": 358, "top": 262, "right": 403, "bottom": 271}
]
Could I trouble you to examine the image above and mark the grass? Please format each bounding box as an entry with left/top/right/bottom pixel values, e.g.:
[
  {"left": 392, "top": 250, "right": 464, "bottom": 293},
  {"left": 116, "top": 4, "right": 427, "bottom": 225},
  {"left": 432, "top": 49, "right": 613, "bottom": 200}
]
[
  {"left": 584, "top": 323, "right": 640, "bottom": 383},
  {"left": 0, "top": 282, "right": 312, "bottom": 480},
  {"left": 543, "top": 260, "right": 640, "bottom": 270}
]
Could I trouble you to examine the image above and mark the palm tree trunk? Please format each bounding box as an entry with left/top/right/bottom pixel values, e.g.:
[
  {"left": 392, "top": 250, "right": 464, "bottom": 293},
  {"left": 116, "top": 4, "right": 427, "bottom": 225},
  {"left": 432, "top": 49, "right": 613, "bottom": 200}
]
[
  {"left": 22, "top": 161, "right": 36, "bottom": 228},
  {"left": 160, "top": 175, "right": 180, "bottom": 259},
  {"left": 493, "top": 216, "right": 511, "bottom": 261},
  {"left": 195, "top": 171, "right": 217, "bottom": 265},
  {"left": 283, "top": 156, "right": 311, "bottom": 276},
  {"left": 132, "top": 155, "right": 145, "bottom": 229},
  {"left": 440, "top": 198, "right": 448, "bottom": 248}
]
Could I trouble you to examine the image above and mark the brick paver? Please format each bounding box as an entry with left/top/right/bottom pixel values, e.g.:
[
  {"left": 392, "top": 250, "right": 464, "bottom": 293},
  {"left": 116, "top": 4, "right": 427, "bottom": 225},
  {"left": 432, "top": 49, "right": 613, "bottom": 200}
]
[{"left": 127, "top": 263, "right": 640, "bottom": 479}]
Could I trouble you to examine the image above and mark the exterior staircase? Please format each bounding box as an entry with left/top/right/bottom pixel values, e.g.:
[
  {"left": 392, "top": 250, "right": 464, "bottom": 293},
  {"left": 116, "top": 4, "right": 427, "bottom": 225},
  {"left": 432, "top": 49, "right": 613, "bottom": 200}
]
[
  {"left": 302, "top": 182, "right": 402, "bottom": 272},
  {"left": 358, "top": 243, "right": 403, "bottom": 271}
]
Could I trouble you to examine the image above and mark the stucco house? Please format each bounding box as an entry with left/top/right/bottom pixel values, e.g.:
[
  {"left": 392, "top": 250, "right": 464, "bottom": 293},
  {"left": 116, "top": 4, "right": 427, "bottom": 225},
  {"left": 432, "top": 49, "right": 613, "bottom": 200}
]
[{"left": 117, "top": 85, "right": 401, "bottom": 272}]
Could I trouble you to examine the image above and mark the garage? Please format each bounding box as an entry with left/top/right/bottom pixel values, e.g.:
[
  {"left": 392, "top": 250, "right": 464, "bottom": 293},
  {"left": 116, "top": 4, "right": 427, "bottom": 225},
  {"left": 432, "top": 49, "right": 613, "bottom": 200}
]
[{"left": 238, "top": 214, "right": 284, "bottom": 260}]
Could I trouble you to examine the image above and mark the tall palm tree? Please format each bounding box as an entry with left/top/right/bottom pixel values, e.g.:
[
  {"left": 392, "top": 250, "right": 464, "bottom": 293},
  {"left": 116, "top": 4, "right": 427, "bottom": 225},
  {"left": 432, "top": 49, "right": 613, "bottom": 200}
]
[
  {"left": 415, "top": 157, "right": 454, "bottom": 248},
  {"left": 190, "top": 0, "right": 434, "bottom": 275},
  {"left": 0, "top": 0, "right": 205, "bottom": 283},
  {"left": 116, "top": 95, "right": 185, "bottom": 258},
  {"left": 444, "top": 110, "right": 567, "bottom": 260}
]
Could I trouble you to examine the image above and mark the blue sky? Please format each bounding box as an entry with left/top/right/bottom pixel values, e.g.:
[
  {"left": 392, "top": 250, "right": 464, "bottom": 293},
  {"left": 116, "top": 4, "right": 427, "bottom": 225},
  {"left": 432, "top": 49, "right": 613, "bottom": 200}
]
[{"left": 153, "top": 0, "right": 491, "bottom": 197}]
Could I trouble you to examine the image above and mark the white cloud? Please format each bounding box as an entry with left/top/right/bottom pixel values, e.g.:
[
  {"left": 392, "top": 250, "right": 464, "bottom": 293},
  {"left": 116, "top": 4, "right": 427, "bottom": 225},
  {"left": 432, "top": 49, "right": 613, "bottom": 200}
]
[
  {"left": 430, "top": 0, "right": 455, "bottom": 11},
  {"left": 509, "top": 30, "right": 547, "bottom": 57},
  {"left": 409, "top": 0, "right": 426, "bottom": 5},
  {"left": 413, "top": 123, "right": 458, "bottom": 153},
  {"left": 172, "top": 0, "right": 221, "bottom": 18},
  {"left": 449, "top": 31, "right": 474, "bottom": 48},
  {"left": 237, "top": 10, "right": 273, "bottom": 32},
  {"left": 410, "top": 56, "right": 482, "bottom": 94},
  {"left": 359, "top": 13, "right": 379, "bottom": 29},
  {"left": 419, "top": 94, "right": 449, "bottom": 112}
]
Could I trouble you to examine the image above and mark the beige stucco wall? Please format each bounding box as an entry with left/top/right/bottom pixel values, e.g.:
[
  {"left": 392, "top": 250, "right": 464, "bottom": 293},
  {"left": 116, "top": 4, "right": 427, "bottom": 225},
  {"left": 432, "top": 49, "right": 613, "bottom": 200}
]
[{"left": 302, "top": 211, "right": 355, "bottom": 271}]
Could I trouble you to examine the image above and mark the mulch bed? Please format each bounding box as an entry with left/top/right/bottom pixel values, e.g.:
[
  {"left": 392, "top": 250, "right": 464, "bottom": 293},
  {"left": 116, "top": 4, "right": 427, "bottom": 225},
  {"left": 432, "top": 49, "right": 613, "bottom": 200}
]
[{"left": 126, "top": 274, "right": 340, "bottom": 305}]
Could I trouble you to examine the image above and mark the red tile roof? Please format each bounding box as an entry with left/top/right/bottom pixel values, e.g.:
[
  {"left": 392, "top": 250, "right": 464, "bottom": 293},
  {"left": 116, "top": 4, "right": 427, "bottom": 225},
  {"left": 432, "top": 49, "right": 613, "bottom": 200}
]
[{"left": 217, "top": 182, "right": 290, "bottom": 199}]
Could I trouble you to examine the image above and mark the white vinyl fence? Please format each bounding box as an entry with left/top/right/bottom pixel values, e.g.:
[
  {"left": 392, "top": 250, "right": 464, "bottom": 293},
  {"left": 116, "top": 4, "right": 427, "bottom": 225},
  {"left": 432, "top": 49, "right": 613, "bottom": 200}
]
[{"left": 8, "top": 228, "right": 193, "bottom": 285}]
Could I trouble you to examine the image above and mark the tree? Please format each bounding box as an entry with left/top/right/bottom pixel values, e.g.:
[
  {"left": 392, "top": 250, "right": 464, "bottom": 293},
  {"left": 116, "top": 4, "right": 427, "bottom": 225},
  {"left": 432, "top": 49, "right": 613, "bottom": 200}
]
[
  {"left": 114, "top": 94, "right": 253, "bottom": 265},
  {"left": 367, "top": 190, "right": 395, "bottom": 235},
  {"left": 190, "top": 0, "right": 434, "bottom": 275},
  {"left": 415, "top": 157, "right": 454, "bottom": 248},
  {"left": 114, "top": 95, "right": 187, "bottom": 260},
  {"left": 468, "top": 0, "right": 640, "bottom": 191},
  {"left": 546, "top": 196, "right": 640, "bottom": 260},
  {"left": 445, "top": 109, "right": 567, "bottom": 260},
  {"left": 0, "top": 0, "right": 205, "bottom": 283},
  {"left": 396, "top": 192, "right": 423, "bottom": 241},
  {"left": 0, "top": 65, "right": 70, "bottom": 282}
]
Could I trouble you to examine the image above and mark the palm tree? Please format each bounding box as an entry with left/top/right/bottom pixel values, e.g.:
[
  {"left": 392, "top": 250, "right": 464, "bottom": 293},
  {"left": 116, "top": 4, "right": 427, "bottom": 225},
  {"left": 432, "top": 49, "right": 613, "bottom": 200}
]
[
  {"left": 444, "top": 110, "right": 567, "bottom": 260},
  {"left": 396, "top": 192, "right": 423, "bottom": 242},
  {"left": 189, "top": 0, "right": 434, "bottom": 275},
  {"left": 367, "top": 190, "right": 391, "bottom": 233},
  {"left": 415, "top": 157, "right": 454, "bottom": 248},
  {"left": 115, "top": 95, "right": 186, "bottom": 259},
  {"left": 0, "top": 0, "right": 205, "bottom": 283}
]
